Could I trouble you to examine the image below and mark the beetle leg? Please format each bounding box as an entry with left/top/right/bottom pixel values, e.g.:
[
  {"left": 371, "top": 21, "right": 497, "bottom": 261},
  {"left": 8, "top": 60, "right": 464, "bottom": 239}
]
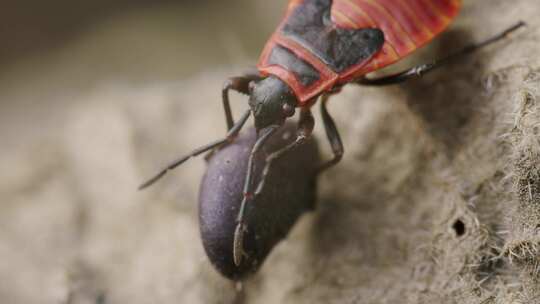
[
  {"left": 222, "top": 71, "right": 262, "bottom": 130},
  {"left": 233, "top": 109, "right": 314, "bottom": 266},
  {"left": 317, "top": 93, "right": 344, "bottom": 173},
  {"left": 233, "top": 126, "right": 279, "bottom": 266},
  {"left": 253, "top": 108, "right": 315, "bottom": 197},
  {"left": 138, "top": 110, "right": 251, "bottom": 190},
  {"left": 357, "top": 21, "right": 526, "bottom": 86}
]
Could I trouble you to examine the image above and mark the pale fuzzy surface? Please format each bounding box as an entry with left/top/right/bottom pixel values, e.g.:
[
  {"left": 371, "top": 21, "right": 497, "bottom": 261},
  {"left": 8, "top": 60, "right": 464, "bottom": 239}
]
[{"left": 1, "top": 0, "right": 540, "bottom": 303}]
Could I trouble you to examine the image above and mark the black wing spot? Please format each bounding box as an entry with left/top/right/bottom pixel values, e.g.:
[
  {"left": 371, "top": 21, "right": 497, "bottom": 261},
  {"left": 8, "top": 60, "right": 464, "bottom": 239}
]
[
  {"left": 281, "top": 0, "right": 384, "bottom": 73},
  {"left": 362, "top": 31, "right": 374, "bottom": 41}
]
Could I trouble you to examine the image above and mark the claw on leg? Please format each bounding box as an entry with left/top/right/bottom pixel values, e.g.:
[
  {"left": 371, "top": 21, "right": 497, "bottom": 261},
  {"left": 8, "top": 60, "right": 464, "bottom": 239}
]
[{"left": 233, "top": 222, "right": 247, "bottom": 266}]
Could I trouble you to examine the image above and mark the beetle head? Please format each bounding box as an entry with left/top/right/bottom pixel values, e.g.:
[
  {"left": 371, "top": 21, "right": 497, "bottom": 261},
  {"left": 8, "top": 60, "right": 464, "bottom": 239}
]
[{"left": 248, "top": 76, "right": 298, "bottom": 132}]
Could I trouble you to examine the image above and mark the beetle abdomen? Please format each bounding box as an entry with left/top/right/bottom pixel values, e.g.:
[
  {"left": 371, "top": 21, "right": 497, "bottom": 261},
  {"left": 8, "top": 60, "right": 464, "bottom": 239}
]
[{"left": 198, "top": 124, "right": 320, "bottom": 280}]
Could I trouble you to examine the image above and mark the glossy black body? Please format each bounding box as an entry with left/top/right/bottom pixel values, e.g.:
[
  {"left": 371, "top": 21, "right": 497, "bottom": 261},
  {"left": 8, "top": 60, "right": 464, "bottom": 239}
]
[{"left": 198, "top": 124, "right": 320, "bottom": 280}]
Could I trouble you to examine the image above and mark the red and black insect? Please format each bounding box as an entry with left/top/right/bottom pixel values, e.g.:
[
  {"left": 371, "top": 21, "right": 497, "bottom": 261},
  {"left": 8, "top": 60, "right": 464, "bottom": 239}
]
[{"left": 140, "top": 0, "right": 524, "bottom": 267}]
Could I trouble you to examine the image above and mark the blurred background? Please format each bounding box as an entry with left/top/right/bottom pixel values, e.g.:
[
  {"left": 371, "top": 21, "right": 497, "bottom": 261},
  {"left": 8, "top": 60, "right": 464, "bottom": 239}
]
[
  {"left": 1, "top": 0, "right": 287, "bottom": 90},
  {"left": 2, "top": 1, "right": 538, "bottom": 304},
  {"left": 1, "top": 1, "right": 291, "bottom": 303}
]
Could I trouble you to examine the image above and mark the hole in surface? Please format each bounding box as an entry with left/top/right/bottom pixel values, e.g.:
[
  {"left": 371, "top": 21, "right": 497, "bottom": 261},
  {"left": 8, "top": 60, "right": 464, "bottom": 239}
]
[{"left": 452, "top": 219, "right": 466, "bottom": 237}]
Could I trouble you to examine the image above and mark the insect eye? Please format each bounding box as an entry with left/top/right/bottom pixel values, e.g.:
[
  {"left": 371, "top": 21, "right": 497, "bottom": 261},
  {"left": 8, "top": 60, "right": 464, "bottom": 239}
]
[{"left": 282, "top": 103, "right": 295, "bottom": 117}]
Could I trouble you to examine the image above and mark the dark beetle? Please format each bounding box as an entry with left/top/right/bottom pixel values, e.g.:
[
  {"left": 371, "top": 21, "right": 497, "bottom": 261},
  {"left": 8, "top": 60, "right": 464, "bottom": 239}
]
[
  {"left": 140, "top": 0, "right": 524, "bottom": 266},
  {"left": 199, "top": 124, "right": 320, "bottom": 280}
]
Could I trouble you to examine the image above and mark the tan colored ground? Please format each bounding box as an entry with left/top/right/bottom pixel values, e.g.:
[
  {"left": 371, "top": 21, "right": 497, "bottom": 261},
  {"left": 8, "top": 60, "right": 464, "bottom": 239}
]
[{"left": 1, "top": 0, "right": 539, "bottom": 303}]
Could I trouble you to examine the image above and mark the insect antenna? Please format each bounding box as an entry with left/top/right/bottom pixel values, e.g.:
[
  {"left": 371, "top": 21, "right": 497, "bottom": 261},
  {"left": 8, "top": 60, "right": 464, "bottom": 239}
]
[
  {"left": 434, "top": 21, "right": 527, "bottom": 70},
  {"left": 472, "top": 22, "right": 525, "bottom": 49},
  {"left": 138, "top": 109, "right": 251, "bottom": 190},
  {"left": 358, "top": 21, "right": 527, "bottom": 86}
]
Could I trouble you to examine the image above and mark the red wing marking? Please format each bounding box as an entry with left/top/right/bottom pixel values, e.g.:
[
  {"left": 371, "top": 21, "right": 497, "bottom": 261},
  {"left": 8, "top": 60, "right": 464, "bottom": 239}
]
[{"left": 332, "top": 0, "right": 461, "bottom": 79}]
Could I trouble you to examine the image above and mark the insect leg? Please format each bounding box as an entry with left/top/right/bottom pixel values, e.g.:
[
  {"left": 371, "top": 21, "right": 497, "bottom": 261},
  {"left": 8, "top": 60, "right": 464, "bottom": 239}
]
[
  {"left": 233, "top": 126, "right": 279, "bottom": 266},
  {"left": 253, "top": 108, "right": 315, "bottom": 197},
  {"left": 357, "top": 21, "right": 526, "bottom": 86},
  {"left": 317, "top": 93, "right": 344, "bottom": 173},
  {"left": 222, "top": 71, "right": 262, "bottom": 130},
  {"left": 138, "top": 110, "right": 251, "bottom": 190}
]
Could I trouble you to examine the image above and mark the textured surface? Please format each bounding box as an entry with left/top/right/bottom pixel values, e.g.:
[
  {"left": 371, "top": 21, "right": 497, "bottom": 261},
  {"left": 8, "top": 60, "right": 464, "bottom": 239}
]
[{"left": 1, "top": 0, "right": 540, "bottom": 303}]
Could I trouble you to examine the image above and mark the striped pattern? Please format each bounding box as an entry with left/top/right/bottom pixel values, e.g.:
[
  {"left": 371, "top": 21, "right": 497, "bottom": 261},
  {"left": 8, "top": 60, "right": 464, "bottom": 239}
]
[
  {"left": 258, "top": 0, "right": 461, "bottom": 103},
  {"left": 331, "top": 0, "right": 461, "bottom": 78}
]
